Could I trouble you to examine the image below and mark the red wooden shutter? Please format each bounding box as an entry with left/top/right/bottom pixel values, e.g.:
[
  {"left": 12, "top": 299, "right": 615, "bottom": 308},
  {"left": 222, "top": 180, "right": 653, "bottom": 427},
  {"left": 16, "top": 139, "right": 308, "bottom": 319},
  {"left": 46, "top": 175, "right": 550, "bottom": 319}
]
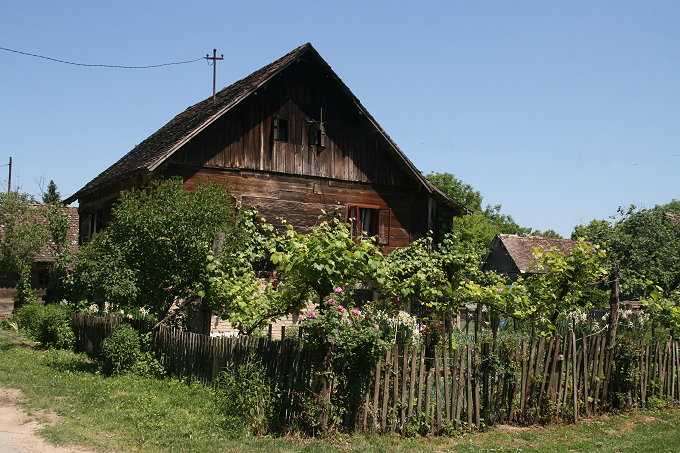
[{"left": 377, "top": 209, "right": 390, "bottom": 245}]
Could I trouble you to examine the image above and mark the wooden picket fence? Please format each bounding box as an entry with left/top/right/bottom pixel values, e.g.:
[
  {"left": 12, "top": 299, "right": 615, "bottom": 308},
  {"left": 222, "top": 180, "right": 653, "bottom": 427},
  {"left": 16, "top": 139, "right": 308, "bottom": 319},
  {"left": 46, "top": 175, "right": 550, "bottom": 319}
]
[
  {"left": 71, "top": 313, "right": 153, "bottom": 358},
  {"left": 70, "top": 313, "right": 680, "bottom": 434}
]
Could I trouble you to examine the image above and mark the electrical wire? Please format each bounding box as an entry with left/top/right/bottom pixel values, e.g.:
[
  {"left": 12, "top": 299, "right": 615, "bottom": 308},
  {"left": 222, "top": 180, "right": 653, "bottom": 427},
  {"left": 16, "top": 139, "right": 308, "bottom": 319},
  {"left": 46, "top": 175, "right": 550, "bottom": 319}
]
[{"left": 0, "top": 45, "right": 204, "bottom": 69}]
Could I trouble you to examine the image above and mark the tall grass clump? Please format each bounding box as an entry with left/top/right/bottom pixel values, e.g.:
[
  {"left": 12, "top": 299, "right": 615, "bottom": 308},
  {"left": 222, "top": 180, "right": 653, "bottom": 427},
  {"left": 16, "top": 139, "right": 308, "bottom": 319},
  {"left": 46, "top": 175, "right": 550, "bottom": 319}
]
[{"left": 214, "top": 360, "right": 274, "bottom": 437}]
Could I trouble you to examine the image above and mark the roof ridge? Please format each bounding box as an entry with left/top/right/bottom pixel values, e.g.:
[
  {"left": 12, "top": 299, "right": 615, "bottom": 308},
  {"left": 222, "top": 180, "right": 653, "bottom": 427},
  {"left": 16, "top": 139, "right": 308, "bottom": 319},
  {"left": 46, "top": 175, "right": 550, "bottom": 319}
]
[{"left": 499, "top": 234, "right": 576, "bottom": 241}]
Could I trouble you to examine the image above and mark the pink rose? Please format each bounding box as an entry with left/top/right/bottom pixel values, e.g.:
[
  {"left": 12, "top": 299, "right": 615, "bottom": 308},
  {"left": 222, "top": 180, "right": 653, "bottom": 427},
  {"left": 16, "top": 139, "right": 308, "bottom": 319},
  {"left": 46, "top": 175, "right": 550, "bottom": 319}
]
[
  {"left": 308, "top": 312, "right": 316, "bottom": 319},
  {"left": 351, "top": 309, "right": 361, "bottom": 316},
  {"left": 327, "top": 298, "right": 335, "bottom": 305},
  {"left": 337, "top": 305, "right": 345, "bottom": 312},
  {"left": 334, "top": 287, "right": 343, "bottom": 293}
]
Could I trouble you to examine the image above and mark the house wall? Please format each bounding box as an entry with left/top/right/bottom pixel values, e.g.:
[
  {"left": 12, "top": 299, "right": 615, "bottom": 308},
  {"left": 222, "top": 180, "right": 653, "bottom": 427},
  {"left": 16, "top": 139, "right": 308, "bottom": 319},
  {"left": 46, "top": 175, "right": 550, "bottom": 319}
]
[
  {"left": 169, "top": 167, "right": 429, "bottom": 251},
  {"left": 481, "top": 239, "right": 521, "bottom": 281}
]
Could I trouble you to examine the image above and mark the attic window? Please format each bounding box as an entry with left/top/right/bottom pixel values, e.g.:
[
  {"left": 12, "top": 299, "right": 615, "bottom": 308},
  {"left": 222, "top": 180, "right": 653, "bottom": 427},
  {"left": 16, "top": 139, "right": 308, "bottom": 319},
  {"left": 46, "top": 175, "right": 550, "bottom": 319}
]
[
  {"left": 308, "top": 121, "right": 326, "bottom": 148},
  {"left": 273, "top": 116, "right": 288, "bottom": 142},
  {"left": 348, "top": 204, "right": 390, "bottom": 245}
]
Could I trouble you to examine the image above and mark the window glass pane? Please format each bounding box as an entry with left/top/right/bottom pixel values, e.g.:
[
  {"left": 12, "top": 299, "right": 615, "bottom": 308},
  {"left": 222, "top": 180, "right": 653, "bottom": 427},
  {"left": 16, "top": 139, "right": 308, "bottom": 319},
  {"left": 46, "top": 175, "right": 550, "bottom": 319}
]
[{"left": 360, "top": 208, "right": 373, "bottom": 236}]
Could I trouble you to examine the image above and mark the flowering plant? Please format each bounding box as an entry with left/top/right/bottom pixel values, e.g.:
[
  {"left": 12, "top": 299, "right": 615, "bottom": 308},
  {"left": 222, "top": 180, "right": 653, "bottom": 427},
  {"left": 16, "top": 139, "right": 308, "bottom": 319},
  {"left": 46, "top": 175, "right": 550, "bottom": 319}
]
[{"left": 301, "top": 286, "right": 388, "bottom": 425}]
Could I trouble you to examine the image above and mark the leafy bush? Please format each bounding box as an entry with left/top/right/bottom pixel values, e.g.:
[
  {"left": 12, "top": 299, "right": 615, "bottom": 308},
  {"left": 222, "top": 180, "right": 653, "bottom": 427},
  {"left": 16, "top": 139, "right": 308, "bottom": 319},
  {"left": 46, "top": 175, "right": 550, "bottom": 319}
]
[
  {"left": 129, "top": 332, "right": 165, "bottom": 378},
  {"left": 100, "top": 324, "right": 140, "bottom": 375},
  {"left": 12, "top": 302, "right": 75, "bottom": 349},
  {"left": 214, "top": 360, "right": 274, "bottom": 436},
  {"left": 11, "top": 302, "right": 42, "bottom": 336},
  {"left": 130, "top": 351, "right": 166, "bottom": 378}
]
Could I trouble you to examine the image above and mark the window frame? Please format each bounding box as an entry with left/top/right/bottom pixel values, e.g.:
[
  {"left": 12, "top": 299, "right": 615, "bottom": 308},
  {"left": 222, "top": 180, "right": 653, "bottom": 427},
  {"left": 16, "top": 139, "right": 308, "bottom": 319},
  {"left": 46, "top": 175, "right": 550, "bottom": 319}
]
[
  {"left": 347, "top": 203, "right": 391, "bottom": 245},
  {"left": 273, "top": 115, "right": 289, "bottom": 142}
]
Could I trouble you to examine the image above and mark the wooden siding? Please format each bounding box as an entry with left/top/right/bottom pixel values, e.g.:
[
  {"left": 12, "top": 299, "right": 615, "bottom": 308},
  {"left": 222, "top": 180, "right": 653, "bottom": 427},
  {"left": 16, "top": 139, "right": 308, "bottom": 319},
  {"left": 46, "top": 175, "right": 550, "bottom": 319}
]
[
  {"left": 481, "top": 239, "right": 521, "bottom": 280},
  {"left": 175, "top": 167, "right": 429, "bottom": 252},
  {"left": 167, "top": 58, "right": 411, "bottom": 187}
]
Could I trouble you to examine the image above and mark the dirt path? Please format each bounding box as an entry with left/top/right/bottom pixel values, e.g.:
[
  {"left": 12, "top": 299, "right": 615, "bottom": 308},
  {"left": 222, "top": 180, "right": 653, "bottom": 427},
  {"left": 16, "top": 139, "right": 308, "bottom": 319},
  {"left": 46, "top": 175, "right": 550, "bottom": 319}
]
[{"left": 0, "top": 387, "right": 94, "bottom": 453}]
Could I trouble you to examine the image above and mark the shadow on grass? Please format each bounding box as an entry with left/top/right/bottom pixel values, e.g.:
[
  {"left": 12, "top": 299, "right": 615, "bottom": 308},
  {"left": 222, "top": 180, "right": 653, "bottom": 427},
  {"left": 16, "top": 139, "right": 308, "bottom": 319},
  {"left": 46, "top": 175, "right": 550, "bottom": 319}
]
[{"left": 42, "top": 350, "right": 100, "bottom": 374}]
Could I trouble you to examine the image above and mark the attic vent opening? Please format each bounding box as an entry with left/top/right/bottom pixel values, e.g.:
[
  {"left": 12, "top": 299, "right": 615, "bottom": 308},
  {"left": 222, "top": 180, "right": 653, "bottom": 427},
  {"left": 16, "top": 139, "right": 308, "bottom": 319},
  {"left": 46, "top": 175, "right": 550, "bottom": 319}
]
[
  {"left": 273, "top": 116, "right": 289, "bottom": 142},
  {"left": 307, "top": 120, "right": 326, "bottom": 148},
  {"left": 308, "top": 107, "right": 327, "bottom": 148}
]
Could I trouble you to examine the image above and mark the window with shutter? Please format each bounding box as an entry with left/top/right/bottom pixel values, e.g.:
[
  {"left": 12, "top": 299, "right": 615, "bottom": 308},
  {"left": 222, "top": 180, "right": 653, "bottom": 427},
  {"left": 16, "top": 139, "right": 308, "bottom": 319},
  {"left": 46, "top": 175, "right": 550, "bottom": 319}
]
[
  {"left": 347, "top": 204, "right": 390, "bottom": 245},
  {"left": 307, "top": 120, "right": 326, "bottom": 148},
  {"left": 273, "top": 116, "right": 289, "bottom": 142}
]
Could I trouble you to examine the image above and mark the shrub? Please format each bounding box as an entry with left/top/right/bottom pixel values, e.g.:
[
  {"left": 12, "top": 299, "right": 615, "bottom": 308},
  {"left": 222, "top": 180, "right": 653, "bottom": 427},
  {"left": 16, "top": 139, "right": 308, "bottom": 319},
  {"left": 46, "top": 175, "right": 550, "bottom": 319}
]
[
  {"left": 12, "top": 302, "right": 75, "bottom": 349},
  {"left": 129, "top": 332, "right": 165, "bottom": 378},
  {"left": 100, "top": 324, "right": 140, "bottom": 375},
  {"left": 214, "top": 360, "right": 273, "bottom": 436}
]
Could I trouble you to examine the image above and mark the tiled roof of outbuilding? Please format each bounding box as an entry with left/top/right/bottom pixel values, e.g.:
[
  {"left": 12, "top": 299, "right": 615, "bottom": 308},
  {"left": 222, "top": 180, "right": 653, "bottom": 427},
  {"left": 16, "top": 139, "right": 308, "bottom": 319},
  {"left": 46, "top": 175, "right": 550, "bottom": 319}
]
[{"left": 497, "top": 234, "right": 582, "bottom": 273}]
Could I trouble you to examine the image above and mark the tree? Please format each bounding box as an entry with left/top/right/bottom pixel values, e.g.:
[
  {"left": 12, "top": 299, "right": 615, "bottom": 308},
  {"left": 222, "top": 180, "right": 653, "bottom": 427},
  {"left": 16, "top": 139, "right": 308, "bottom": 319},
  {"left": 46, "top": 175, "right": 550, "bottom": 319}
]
[
  {"left": 0, "top": 192, "right": 49, "bottom": 305},
  {"left": 530, "top": 228, "right": 562, "bottom": 238},
  {"left": 427, "top": 172, "right": 559, "bottom": 255},
  {"left": 426, "top": 172, "right": 483, "bottom": 211},
  {"left": 69, "top": 178, "right": 241, "bottom": 321},
  {"left": 37, "top": 180, "right": 74, "bottom": 302},
  {"left": 572, "top": 201, "right": 680, "bottom": 299},
  {"left": 41, "top": 180, "right": 61, "bottom": 205}
]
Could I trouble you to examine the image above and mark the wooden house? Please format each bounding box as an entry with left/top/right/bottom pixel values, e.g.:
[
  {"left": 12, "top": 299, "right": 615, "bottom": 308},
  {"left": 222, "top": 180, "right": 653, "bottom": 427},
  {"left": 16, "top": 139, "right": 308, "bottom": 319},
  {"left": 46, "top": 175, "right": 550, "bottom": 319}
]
[
  {"left": 65, "top": 43, "right": 468, "bottom": 252},
  {"left": 482, "top": 234, "right": 581, "bottom": 281},
  {"left": 0, "top": 205, "right": 79, "bottom": 316}
]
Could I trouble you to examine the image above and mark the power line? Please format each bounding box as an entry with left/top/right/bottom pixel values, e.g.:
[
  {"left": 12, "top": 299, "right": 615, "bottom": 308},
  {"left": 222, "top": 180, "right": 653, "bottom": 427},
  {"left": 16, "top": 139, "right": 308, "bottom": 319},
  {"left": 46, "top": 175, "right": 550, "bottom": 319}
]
[{"left": 0, "top": 45, "right": 203, "bottom": 69}]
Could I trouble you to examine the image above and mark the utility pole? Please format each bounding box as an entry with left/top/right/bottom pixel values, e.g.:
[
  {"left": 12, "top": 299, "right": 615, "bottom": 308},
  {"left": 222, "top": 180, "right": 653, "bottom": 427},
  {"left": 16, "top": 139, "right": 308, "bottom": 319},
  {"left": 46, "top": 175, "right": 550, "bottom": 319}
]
[
  {"left": 205, "top": 49, "right": 224, "bottom": 104},
  {"left": 7, "top": 157, "right": 11, "bottom": 193}
]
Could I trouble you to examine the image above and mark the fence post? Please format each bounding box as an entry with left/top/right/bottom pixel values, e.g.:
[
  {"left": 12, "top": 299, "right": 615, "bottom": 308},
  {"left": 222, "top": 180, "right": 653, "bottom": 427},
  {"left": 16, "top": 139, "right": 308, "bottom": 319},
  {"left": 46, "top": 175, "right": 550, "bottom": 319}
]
[{"left": 572, "top": 331, "right": 578, "bottom": 423}]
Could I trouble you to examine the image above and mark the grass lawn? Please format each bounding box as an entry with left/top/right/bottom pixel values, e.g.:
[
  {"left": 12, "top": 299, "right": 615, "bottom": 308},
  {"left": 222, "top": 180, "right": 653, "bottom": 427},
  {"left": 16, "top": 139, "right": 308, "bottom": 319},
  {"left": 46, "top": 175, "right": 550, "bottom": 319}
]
[{"left": 1, "top": 329, "right": 679, "bottom": 453}]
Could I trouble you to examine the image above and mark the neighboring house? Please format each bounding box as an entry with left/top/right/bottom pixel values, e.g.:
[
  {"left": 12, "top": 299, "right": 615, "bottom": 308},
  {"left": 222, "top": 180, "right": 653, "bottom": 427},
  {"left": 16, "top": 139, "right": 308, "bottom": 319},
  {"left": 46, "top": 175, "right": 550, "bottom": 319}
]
[
  {"left": 482, "top": 234, "right": 581, "bottom": 281},
  {"left": 64, "top": 43, "right": 468, "bottom": 252},
  {"left": 0, "top": 205, "right": 79, "bottom": 316}
]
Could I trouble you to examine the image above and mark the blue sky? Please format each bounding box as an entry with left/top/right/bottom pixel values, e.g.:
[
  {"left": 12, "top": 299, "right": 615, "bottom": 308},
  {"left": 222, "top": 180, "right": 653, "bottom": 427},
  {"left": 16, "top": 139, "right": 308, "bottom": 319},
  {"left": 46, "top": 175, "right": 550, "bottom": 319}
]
[{"left": 1, "top": 1, "right": 678, "bottom": 237}]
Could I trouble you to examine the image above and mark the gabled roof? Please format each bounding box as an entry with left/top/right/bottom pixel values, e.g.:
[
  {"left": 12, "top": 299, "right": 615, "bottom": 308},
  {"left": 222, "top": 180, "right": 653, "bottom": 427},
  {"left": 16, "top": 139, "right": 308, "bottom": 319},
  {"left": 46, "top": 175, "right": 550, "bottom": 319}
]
[
  {"left": 495, "top": 234, "right": 581, "bottom": 274},
  {"left": 65, "top": 43, "right": 468, "bottom": 213}
]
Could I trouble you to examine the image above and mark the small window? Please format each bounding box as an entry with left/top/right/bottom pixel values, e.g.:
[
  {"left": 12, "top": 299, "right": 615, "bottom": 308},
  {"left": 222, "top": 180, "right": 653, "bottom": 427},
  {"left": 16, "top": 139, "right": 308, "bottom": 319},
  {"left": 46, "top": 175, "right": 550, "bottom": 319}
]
[
  {"left": 36, "top": 269, "right": 50, "bottom": 288},
  {"left": 308, "top": 121, "right": 326, "bottom": 148},
  {"left": 348, "top": 204, "right": 390, "bottom": 245},
  {"left": 273, "top": 116, "right": 288, "bottom": 142}
]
